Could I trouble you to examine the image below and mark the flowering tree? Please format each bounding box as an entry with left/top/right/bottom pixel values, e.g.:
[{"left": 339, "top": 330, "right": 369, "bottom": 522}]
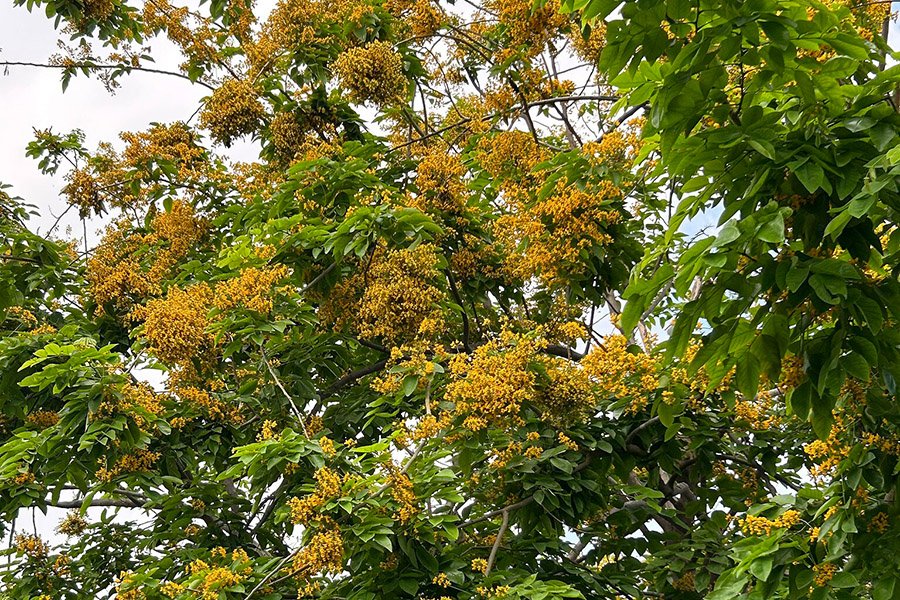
[{"left": 2, "top": 0, "right": 900, "bottom": 597}]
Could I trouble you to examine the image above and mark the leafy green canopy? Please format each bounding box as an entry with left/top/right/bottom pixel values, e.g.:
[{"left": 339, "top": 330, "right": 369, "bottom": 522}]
[{"left": 1, "top": 0, "right": 899, "bottom": 598}]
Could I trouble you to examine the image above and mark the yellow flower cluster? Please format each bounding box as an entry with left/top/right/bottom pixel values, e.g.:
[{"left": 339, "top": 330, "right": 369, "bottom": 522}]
[
  {"left": 387, "top": 467, "right": 418, "bottom": 524},
  {"left": 258, "top": 419, "right": 279, "bottom": 440},
  {"left": 333, "top": 41, "right": 408, "bottom": 106},
  {"left": 251, "top": 0, "right": 373, "bottom": 70},
  {"left": 142, "top": 0, "right": 219, "bottom": 69},
  {"left": 433, "top": 572, "right": 451, "bottom": 587},
  {"left": 132, "top": 284, "right": 214, "bottom": 365},
  {"left": 371, "top": 342, "right": 445, "bottom": 395},
  {"left": 186, "top": 556, "right": 247, "bottom": 600},
  {"left": 288, "top": 467, "right": 343, "bottom": 525},
  {"left": 536, "top": 357, "right": 596, "bottom": 424},
  {"left": 482, "top": 0, "right": 567, "bottom": 60},
  {"left": 29, "top": 323, "right": 58, "bottom": 336},
  {"left": 11, "top": 471, "right": 35, "bottom": 486},
  {"left": 739, "top": 510, "right": 801, "bottom": 536},
  {"left": 319, "top": 435, "right": 337, "bottom": 457},
  {"left": 492, "top": 177, "right": 624, "bottom": 286},
  {"left": 15, "top": 534, "right": 49, "bottom": 559},
  {"left": 406, "top": 0, "right": 443, "bottom": 37},
  {"left": 734, "top": 390, "right": 780, "bottom": 430},
  {"left": 214, "top": 265, "right": 290, "bottom": 313},
  {"left": 581, "top": 335, "right": 658, "bottom": 414},
  {"left": 344, "top": 245, "right": 445, "bottom": 343},
  {"left": 200, "top": 79, "right": 266, "bottom": 146},
  {"left": 868, "top": 512, "right": 889, "bottom": 534},
  {"left": 96, "top": 382, "right": 164, "bottom": 430},
  {"left": 269, "top": 112, "right": 306, "bottom": 159},
  {"left": 670, "top": 339, "right": 710, "bottom": 397},
  {"left": 582, "top": 129, "right": 641, "bottom": 170},
  {"left": 87, "top": 222, "right": 153, "bottom": 311},
  {"left": 96, "top": 449, "right": 161, "bottom": 482},
  {"left": 813, "top": 563, "right": 837, "bottom": 587},
  {"left": 470, "top": 558, "right": 488, "bottom": 574},
  {"left": 570, "top": 21, "right": 607, "bottom": 63},
  {"left": 146, "top": 200, "right": 208, "bottom": 279},
  {"left": 489, "top": 440, "right": 522, "bottom": 469},
  {"left": 558, "top": 431, "right": 579, "bottom": 452},
  {"left": 177, "top": 385, "right": 242, "bottom": 423},
  {"left": 672, "top": 570, "right": 696, "bottom": 592},
  {"left": 64, "top": 121, "right": 210, "bottom": 216},
  {"left": 292, "top": 527, "right": 344, "bottom": 577},
  {"left": 8, "top": 305, "right": 37, "bottom": 326},
  {"left": 57, "top": 511, "right": 88, "bottom": 536},
  {"left": 25, "top": 410, "right": 60, "bottom": 428},
  {"left": 62, "top": 168, "right": 103, "bottom": 217},
  {"left": 160, "top": 582, "right": 186, "bottom": 598},
  {"left": 411, "top": 412, "right": 453, "bottom": 441},
  {"left": 88, "top": 201, "right": 206, "bottom": 312},
  {"left": 115, "top": 572, "right": 146, "bottom": 600},
  {"left": 410, "top": 151, "right": 469, "bottom": 216},
  {"left": 447, "top": 331, "right": 540, "bottom": 431},
  {"left": 779, "top": 354, "right": 805, "bottom": 389},
  {"left": 121, "top": 122, "right": 204, "bottom": 176},
  {"left": 477, "top": 131, "right": 548, "bottom": 182},
  {"left": 862, "top": 432, "right": 900, "bottom": 455},
  {"left": 803, "top": 417, "right": 849, "bottom": 479},
  {"left": 81, "top": 0, "right": 114, "bottom": 21},
  {"left": 476, "top": 585, "right": 512, "bottom": 598}
]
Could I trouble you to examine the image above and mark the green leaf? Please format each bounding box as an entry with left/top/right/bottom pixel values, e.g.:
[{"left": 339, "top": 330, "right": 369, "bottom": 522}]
[
  {"left": 748, "top": 138, "right": 776, "bottom": 160},
  {"left": 786, "top": 263, "right": 809, "bottom": 292},
  {"left": 736, "top": 354, "right": 761, "bottom": 400},
  {"left": 873, "top": 577, "right": 896, "bottom": 600},
  {"left": 748, "top": 556, "right": 773, "bottom": 582},
  {"left": 842, "top": 352, "right": 869, "bottom": 382},
  {"left": 757, "top": 212, "right": 784, "bottom": 243},
  {"left": 829, "top": 571, "right": 859, "bottom": 589},
  {"left": 400, "top": 375, "right": 418, "bottom": 397},
  {"left": 790, "top": 381, "right": 813, "bottom": 420},
  {"left": 794, "top": 161, "right": 825, "bottom": 193}
]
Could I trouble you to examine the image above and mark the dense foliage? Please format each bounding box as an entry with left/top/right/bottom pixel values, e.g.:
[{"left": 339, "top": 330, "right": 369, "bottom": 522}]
[{"left": 2, "top": 0, "right": 900, "bottom": 597}]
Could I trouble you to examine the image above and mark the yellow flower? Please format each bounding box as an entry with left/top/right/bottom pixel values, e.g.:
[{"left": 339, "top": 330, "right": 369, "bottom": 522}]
[
  {"left": 200, "top": 78, "right": 266, "bottom": 146},
  {"left": 131, "top": 284, "right": 214, "bottom": 365},
  {"left": 471, "top": 558, "right": 488, "bottom": 574},
  {"left": 333, "top": 41, "right": 407, "bottom": 105}
]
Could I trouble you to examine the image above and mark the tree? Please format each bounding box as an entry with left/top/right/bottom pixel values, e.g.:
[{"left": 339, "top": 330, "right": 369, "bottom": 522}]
[{"left": 1, "top": 0, "right": 899, "bottom": 597}]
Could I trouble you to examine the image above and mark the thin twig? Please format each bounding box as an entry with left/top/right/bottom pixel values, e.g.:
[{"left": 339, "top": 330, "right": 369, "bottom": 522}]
[{"left": 262, "top": 350, "right": 309, "bottom": 437}]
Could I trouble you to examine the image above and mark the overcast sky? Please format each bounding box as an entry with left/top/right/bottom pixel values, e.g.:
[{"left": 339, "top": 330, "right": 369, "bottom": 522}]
[{"left": 0, "top": 3, "right": 258, "bottom": 243}]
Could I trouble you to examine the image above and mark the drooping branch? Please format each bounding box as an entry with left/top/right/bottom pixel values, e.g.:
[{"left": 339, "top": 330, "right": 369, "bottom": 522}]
[
  {"left": 0, "top": 61, "right": 216, "bottom": 90},
  {"left": 48, "top": 497, "right": 145, "bottom": 508}
]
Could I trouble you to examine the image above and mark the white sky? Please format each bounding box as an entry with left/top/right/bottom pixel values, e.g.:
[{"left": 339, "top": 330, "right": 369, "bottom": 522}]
[{"left": 0, "top": 3, "right": 262, "bottom": 244}]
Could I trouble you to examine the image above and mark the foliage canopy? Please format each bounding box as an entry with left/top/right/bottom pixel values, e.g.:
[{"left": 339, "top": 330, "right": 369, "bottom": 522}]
[{"left": 2, "top": 0, "right": 900, "bottom": 598}]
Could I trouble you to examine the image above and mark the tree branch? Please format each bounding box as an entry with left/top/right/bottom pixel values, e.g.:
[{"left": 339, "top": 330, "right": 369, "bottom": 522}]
[
  {"left": 0, "top": 61, "right": 215, "bottom": 90},
  {"left": 49, "top": 497, "right": 144, "bottom": 508},
  {"left": 319, "top": 359, "right": 389, "bottom": 400},
  {"left": 484, "top": 508, "right": 509, "bottom": 575},
  {"left": 262, "top": 350, "right": 309, "bottom": 437}
]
